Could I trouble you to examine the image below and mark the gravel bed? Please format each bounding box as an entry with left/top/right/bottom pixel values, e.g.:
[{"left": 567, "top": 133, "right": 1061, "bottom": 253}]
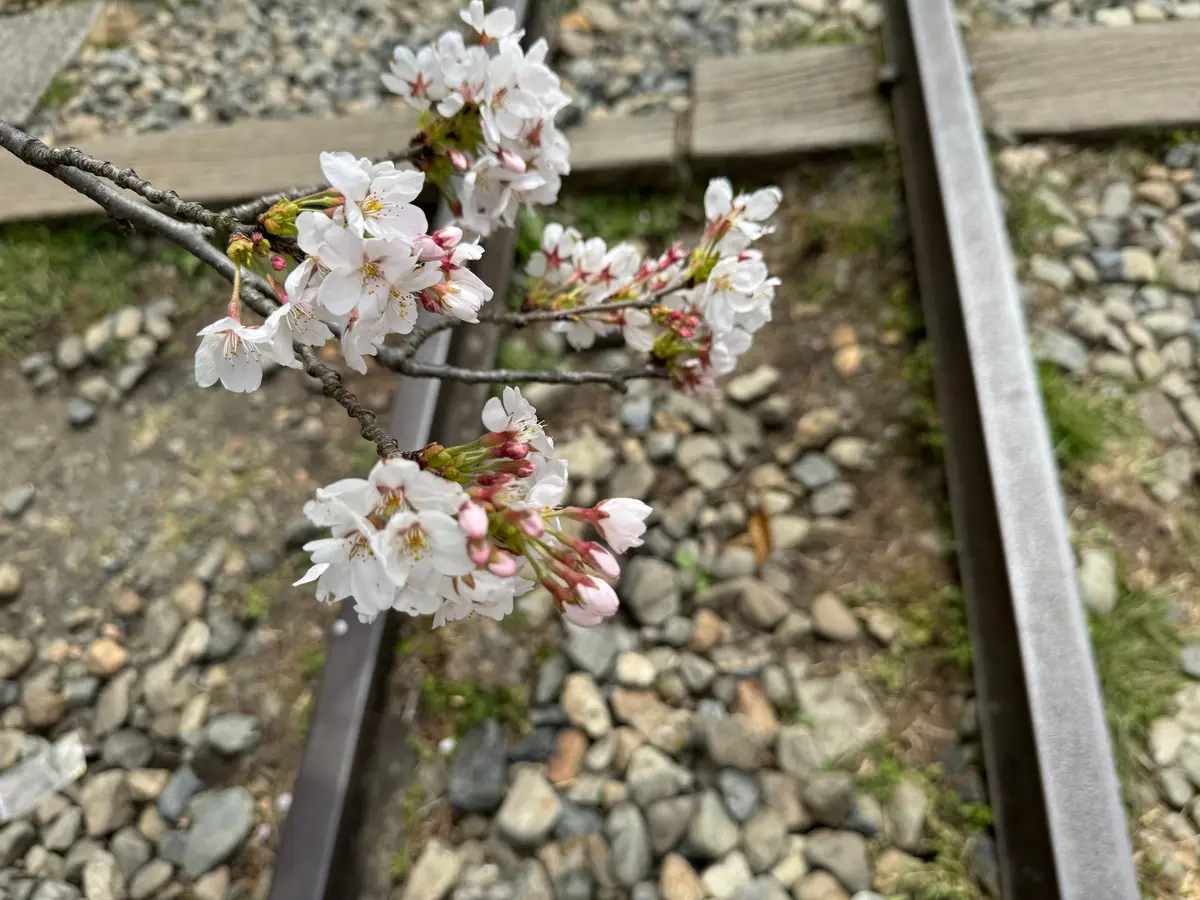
[
  {"left": 26, "top": 0, "right": 1200, "bottom": 145},
  {"left": 0, "top": 264, "right": 399, "bottom": 900},
  {"left": 995, "top": 137, "right": 1200, "bottom": 896},
  {"left": 353, "top": 165, "right": 998, "bottom": 900}
]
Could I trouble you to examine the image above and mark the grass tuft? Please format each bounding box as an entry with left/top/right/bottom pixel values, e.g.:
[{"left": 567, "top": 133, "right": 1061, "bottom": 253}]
[
  {"left": 420, "top": 676, "right": 528, "bottom": 738},
  {"left": 1089, "top": 581, "right": 1184, "bottom": 790},
  {"left": 1004, "top": 188, "right": 1066, "bottom": 258},
  {"left": 1037, "top": 362, "right": 1141, "bottom": 478}
]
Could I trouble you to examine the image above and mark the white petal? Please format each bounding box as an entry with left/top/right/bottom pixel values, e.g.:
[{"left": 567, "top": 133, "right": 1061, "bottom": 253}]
[
  {"left": 294, "top": 563, "right": 330, "bottom": 586},
  {"left": 704, "top": 178, "right": 734, "bottom": 220},
  {"left": 194, "top": 339, "right": 220, "bottom": 388},
  {"left": 320, "top": 151, "right": 370, "bottom": 202},
  {"left": 482, "top": 396, "right": 507, "bottom": 432}
]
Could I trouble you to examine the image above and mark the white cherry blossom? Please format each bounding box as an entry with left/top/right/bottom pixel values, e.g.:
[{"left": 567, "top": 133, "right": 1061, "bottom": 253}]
[
  {"left": 701, "top": 254, "right": 772, "bottom": 334},
  {"left": 593, "top": 498, "right": 652, "bottom": 553},
  {"left": 340, "top": 311, "right": 390, "bottom": 375},
  {"left": 461, "top": 0, "right": 518, "bottom": 44},
  {"left": 704, "top": 178, "right": 783, "bottom": 253},
  {"left": 194, "top": 316, "right": 288, "bottom": 393},
  {"left": 482, "top": 386, "right": 554, "bottom": 454},
  {"left": 318, "top": 228, "right": 420, "bottom": 318},
  {"left": 526, "top": 222, "right": 580, "bottom": 284},
  {"left": 432, "top": 572, "right": 533, "bottom": 628},
  {"left": 319, "top": 152, "right": 427, "bottom": 240},
  {"left": 381, "top": 45, "right": 446, "bottom": 110}
]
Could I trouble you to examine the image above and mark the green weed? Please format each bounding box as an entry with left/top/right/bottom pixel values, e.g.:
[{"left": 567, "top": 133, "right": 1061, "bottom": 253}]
[
  {"left": 420, "top": 676, "right": 528, "bottom": 737},
  {"left": 1037, "top": 362, "right": 1141, "bottom": 478}
]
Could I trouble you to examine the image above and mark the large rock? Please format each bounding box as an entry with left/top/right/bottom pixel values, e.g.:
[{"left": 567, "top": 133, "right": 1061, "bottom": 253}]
[
  {"left": 562, "top": 672, "right": 612, "bottom": 739},
  {"left": 620, "top": 558, "right": 682, "bottom": 626},
  {"left": 495, "top": 769, "right": 562, "bottom": 847},
  {"left": 182, "top": 787, "right": 253, "bottom": 878},
  {"left": 448, "top": 719, "right": 507, "bottom": 813},
  {"left": 687, "top": 790, "right": 739, "bottom": 859},
  {"left": 794, "top": 673, "right": 886, "bottom": 764},
  {"left": 627, "top": 746, "right": 694, "bottom": 806},
  {"left": 80, "top": 771, "right": 134, "bottom": 837},
  {"left": 401, "top": 839, "right": 460, "bottom": 900},
  {"left": 804, "top": 830, "right": 871, "bottom": 893},
  {"left": 606, "top": 803, "right": 652, "bottom": 887}
]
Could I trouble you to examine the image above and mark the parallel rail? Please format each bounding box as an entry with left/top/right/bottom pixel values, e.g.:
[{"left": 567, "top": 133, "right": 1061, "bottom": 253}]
[
  {"left": 263, "top": 2, "right": 1144, "bottom": 898},
  {"left": 883, "top": 1, "right": 1137, "bottom": 898}
]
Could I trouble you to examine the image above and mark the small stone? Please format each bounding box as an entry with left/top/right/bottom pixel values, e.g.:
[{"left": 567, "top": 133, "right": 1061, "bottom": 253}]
[
  {"left": 496, "top": 769, "right": 562, "bottom": 847},
  {"left": 803, "top": 772, "right": 856, "bottom": 827},
  {"left": 795, "top": 408, "right": 841, "bottom": 449},
  {"left": 615, "top": 652, "right": 657, "bottom": 689},
  {"left": 0, "top": 635, "right": 34, "bottom": 678},
  {"left": 82, "top": 852, "right": 125, "bottom": 900},
  {"left": 204, "top": 713, "right": 260, "bottom": 755},
  {"left": 565, "top": 620, "right": 635, "bottom": 678},
  {"left": 2, "top": 484, "right": 36, "bottom": 519},
  {"left": 734, "top": 680, "right": 778, "bottom": 735},
  {"left": 733, "top": 579, "right": 791, "bottom": 630},
  {"left": 743, "top": 809, "right": 786, "bottom": 873},
  {"left": 769, "top": 516, "right": 811, "bottom": 552},
  {"left": 809, "top": 483, "right": 857, "bottom": 518},
  {"left": 627, "top": 745, "right": 694, "bottom": 806},
  {"left": 609, "top": 461, "right": 656, "bottom": 501},
  {"left": 128, "top": 860, "right": 172, "bottom": 900},
  {"left": 94, "top": 669, "right": 136, "bottom": 736},
  {"left": 0, "top": 563, "right": 24, "bottom": 602},
  {"left": 701, "top": 852, "right": 753, "bottom": 899},
  {"left": 113, "top": 307, "right": 142, "bottom": 340},
  {"left": 717, "top": 769, "right": 760, "bottom": 823},
  {"left": 1121, "top": 247, "right": 1157, "bottom": 283},
  {"left": 887, "top": 779, "right": 928, "bottom": 851},
  {"left": 44, "top": 806, "right": 83, "bottom": 851},
  {"left": 24, "top": 687, "right": 66, "bottom": 727},
  {"left": 660, "top": 853, "right": 705, "bottom": 900},
  {"left": 563, "top": 673, "right": 612, "bottom": 739},
  {"left": 401, "top": 839, "right": 461, "bottom": 900},
  {"left": 1182, "top": 645, "right": 1200, "bottom": 679},
  {"left": 621, "top": 557, "right": 681, "bottom": 626},
  {"left": 182, "top": 787, "right": 253, "bottom": 878},
  {"left": 1077, "top": 548, "right": 1118, "bottom": 615},
  {"left": 606, "top": 803, "right": 652, "bottom": 886},
  {"left": 1135, "top": 348, "right": 1165, "bottom": 381},
  {"left": 158, "top": 766, "right": 204, "bottom": 823},
  {"left": 449, "top": 719, "right": 507, "bottom": 812},
  {"left": 790, "top": 453, "right": 840, "bottom": 490},
  {"left": 110, "top": 827, "right": 150, "bottom": 879},
  {"left": 192, "top": 869, "right": 229, "bottom": 900},
  {"left": 102, "top": 729, "right": 154, "bottom": 769},
  {"left": 127, "top": 769, "right": 169, "bottom": 801},
  {"left": 794, "top": 872, "right": 849, "bottom": 900},
  {"left": 728, "top": 366, "right": 780, "bottom": 404},
  {"left": 688, "top": 790, "right": 739, "bottom": 859},
  {"left": 804, "top": 830, "right": 871, "bottom": 893},
  {"left": 172, "top": 579, "right": 207, "bottom": 619},
  {"left": 611, "top": 689, "right": 692, "bottom": 753},
  {"left": 0, "top": 819, "right": 36, "bottom": 866},
  {"left": 794, "top": 673, "right": 886, "bottom": 765},
  {"left": 1151, "top": 718, "right": 1187, "bottom": 767},
  {"left": 811, "top": 594, "right": 860, "bottom": 642},
  {"left": 703, "top": 713, "right": 772, "bottom": 770},
  {"left": 862, "top": 608, "right": 900, "bottom": 645},
  {"left": 560, "top": 432, "right": 617, "bottom": 481},
  {"left": 67, "top": 398, "right": 99, "bottom": 429},
  {"left": 81, "top": 771, "right": 134, "bottom": 837},
  {"left": 1159, "top": 767, "right": 1194, "bottom": 809},
  {"left": 832, "top": 345, "right": 863, "bottom": 377},
  {"left": 1029, "top": 254, "right": 1074, "bottom": 290},
  {"left": 549, "top": 728, "right": 589, "bottom": 786},
  {"left": 85, "top": 638, "right": 129, "bottom": 676}
]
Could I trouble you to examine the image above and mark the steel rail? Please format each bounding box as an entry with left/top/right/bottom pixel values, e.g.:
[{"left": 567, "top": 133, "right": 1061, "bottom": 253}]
[
  {"left": 264, "top": 4, "right": 532, "bottom": 897},
  {"left": 881, "top": 2, "right": 1139, "bottom": 898}
]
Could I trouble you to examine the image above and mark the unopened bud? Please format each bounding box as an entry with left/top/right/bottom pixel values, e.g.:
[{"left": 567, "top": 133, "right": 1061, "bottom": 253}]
[
  {"left": 270, "top": 253, "right": 287, "bottom": 271},
  {"left": 488, "top": 553, "right": 518, "bottom": 578},
  {"left": 469, "top": 541, "right": 491, "bottom": 566},
  {"left": 458, "top": 502, "right": 489, "bottom": 540},
  {"left": 449, "top": 149, "right": 469, "bottom": 171}
]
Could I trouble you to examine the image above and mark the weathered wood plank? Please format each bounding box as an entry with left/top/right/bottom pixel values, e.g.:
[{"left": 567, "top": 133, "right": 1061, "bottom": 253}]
[
  {"left": 0, "top": 2, "right": 103, "bottom": 124},
  {"left": 969, "top": 22, "right": 1200, "bottom": 136},
  {"left": 0, "top": 106, "right": 680, "bottom": 222},
  {"left": 690, "top": 45, "right": 891, "bottom": 159}
]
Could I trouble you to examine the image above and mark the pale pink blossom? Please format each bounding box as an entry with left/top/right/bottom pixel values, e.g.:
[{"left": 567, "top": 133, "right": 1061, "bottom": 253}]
[{"left": 594, "top": 498, "right": 652, "bottom": 553}]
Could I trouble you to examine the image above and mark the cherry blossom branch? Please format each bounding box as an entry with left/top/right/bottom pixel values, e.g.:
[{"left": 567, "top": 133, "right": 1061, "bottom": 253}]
[
  {"left": 220, "top": 186, "right": 321, "bottom": 225},
  {"left": 397, "top": 359, "right": 666, "bottom": 391},
  {"left": 0, "top": 122, "right": 237, "bottom": 232},
  {"left": 479, "top": 293, "right": 678, "bottom": 326}
]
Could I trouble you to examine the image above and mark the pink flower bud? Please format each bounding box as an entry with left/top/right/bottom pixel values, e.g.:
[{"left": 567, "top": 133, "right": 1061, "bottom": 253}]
[
  {"left": 458, "top": 502, "right": 489, "bottom": 540},
  {"left": 574, "top": 577, "right": 619, "bottom": 620},
  {"left": 413, "top": 235, "right": 444, "bottom": 261},
  {"left": 561, "top": 603, "right": 606, "bottom": 628},
  {"left": 502, "top": 440, "right": 528, "bottom": 460},
  {"left": 488, "top": 553, "right": 518, "bottom": 577},
  {"left": 449, "top": 149, "right": 469, "bottom": 170},
  {"left": 519, "top": 512, "right": 545, "bottom": 538},
  {"left": 270, "top": 253, "right": 287, "bottom": 271},
  {"left": 582, "top": 543, "right": 620, "bottom": 579},
  {"left": 432, "top": 226, "right": 463, "bottom": 250},
  {"left": 498, "top": 149, "right": 527, "bottom": 173},
  {"left": 469, "top": 540, "right": 491, "bottom": 566}
]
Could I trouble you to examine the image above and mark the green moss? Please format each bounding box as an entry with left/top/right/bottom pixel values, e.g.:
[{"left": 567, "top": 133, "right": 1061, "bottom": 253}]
[
  {"left": 1004, "top": 188, "right": 1065, "bottom": 258},
  {"left": 420, "top": 676, "right": 529, "bottom": 737},
  {"left": 1090, "top": 581, "right": 1184, "bottom": 789},
  {"left": 902, "top": 341, "right": 945, "bottom": 453},
  {"left": 37, "top": 72, "right": 76, "bottom": 112},
  {"left": 1037, "top": 362, "right": 1141, "bottom": 478},
  {"left": 0, "top": 220, "right": 200, "bottom": 358},
  {"left": 558, "top": 191, "right": 683, "bottom": 244},
  {"left": 242, "top": 576, "right": 278, "bottom": 622},
  {"left": 857, "top": 749, "right": 993, "bottom": 900},
  {"left": 299, "top": 644, "right": 327, "bottom": 679},
  {"left": 851, "top": 581, "right": 971, "bottom": 694},
  {"left": 388, "top": 846, "right": 412, "bottom": 883},
  {"left": 673, "top": 547, "right": 711, "bottom": 592}
]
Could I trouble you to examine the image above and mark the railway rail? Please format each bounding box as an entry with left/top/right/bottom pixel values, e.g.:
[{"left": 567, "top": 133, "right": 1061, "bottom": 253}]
[{"left": 265, "top": 1, "right": 1141, "bottom": 898}]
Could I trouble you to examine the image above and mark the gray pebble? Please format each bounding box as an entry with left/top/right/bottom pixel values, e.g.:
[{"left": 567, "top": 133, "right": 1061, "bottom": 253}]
[{"left": 67, "top": 398, "right": 98, "bottom": 429}]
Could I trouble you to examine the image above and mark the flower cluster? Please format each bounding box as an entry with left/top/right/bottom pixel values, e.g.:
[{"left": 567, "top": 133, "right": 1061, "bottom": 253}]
[
  {"left": 383, "top": 0, "right": 571, "bottom": 236},
  {"left": 520, "top": 177, "right": 783, "bottom": 392},
  {"left": 295, "top": 387, "right": 651, "bottom": 628},
  {"left": 195, "top": 155, "right": 496, "bottom": 392}
]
